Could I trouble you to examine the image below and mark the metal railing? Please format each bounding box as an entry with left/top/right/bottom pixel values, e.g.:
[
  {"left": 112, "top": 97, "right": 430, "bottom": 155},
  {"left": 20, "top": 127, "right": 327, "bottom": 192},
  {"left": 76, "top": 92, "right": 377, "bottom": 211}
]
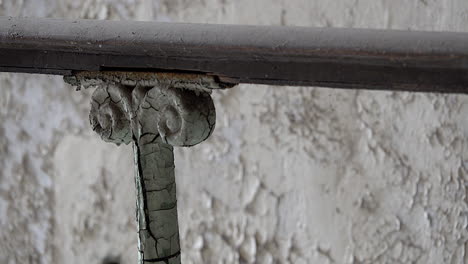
[
  {"left": 1, "top": 16, "right": 468, "bottom": 93},
  {"left": 1, "top": 16, "right": 467, "bottom": 264}
]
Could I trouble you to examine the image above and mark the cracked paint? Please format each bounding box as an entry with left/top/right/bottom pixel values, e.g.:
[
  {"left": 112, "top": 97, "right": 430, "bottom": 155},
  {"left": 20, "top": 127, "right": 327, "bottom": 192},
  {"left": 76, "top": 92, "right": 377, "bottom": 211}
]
[{"left": 85, "top": 78, "right": 216, "bottom": 263}]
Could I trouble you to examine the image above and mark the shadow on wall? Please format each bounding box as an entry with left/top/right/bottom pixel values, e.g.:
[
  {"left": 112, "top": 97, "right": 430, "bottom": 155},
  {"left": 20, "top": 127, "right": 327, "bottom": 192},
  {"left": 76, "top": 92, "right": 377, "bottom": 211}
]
[{"left": 102, "top": 256, "right": 121, "bottom": 264}]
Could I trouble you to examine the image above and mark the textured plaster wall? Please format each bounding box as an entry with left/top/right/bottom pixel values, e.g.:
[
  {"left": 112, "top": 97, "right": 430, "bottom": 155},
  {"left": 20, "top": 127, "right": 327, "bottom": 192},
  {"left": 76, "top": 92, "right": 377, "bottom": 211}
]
[{"left": 0, "top": 0, "right": 467, "bottom": 263}]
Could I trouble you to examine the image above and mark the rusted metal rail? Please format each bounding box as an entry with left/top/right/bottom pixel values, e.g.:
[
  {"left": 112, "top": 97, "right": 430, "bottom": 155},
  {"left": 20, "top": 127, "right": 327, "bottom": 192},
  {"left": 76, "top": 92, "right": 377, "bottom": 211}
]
[{"left": 1, "top": 16, "right": 468, "bottom": 93}]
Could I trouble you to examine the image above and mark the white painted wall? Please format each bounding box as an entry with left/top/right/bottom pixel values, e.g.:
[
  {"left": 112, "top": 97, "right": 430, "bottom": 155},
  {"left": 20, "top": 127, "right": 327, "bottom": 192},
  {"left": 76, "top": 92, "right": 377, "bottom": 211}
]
[{"left": 0, "top": 0, "right": 467, "bottom": 263}]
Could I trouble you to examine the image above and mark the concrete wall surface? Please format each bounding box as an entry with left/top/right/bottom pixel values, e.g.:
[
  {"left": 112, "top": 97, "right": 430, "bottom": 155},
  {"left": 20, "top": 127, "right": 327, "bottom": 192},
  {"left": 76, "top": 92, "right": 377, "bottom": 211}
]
[{"left": 0, "top": 0, "right": 467, "bottom": 263}]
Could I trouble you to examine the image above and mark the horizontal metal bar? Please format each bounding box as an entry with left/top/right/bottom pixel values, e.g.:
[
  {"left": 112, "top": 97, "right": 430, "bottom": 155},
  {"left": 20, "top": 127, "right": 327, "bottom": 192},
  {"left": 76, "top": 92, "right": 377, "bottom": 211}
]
[{"left": 1, "top": 16, "right": 468, "bottom": 93}]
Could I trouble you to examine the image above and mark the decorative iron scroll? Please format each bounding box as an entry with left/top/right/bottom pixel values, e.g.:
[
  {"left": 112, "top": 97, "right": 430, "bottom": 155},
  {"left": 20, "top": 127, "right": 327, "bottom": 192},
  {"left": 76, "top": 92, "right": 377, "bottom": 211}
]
[{"left": 67, "top": 72, "right": 219, "bottom": 264}]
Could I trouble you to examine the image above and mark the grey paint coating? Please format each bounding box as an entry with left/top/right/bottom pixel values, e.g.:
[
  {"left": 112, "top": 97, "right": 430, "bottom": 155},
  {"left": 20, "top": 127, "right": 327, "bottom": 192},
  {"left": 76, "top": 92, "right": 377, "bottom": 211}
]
[
  {"left": 1, "top": 16, "right": 468, "bottom": 93},
  {"left": 87, "top": 77, "right": 216, "bottom": 263},
  {"left": 2, "top": 16, "right": 468, "bottom": 56}
]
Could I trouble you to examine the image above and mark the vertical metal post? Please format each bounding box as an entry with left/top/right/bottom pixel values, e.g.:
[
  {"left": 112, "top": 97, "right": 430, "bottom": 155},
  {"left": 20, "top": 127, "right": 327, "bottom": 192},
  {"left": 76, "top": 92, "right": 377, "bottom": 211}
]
[{"left": 69, "top": 72, "right": 218, "bottom": 263}]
